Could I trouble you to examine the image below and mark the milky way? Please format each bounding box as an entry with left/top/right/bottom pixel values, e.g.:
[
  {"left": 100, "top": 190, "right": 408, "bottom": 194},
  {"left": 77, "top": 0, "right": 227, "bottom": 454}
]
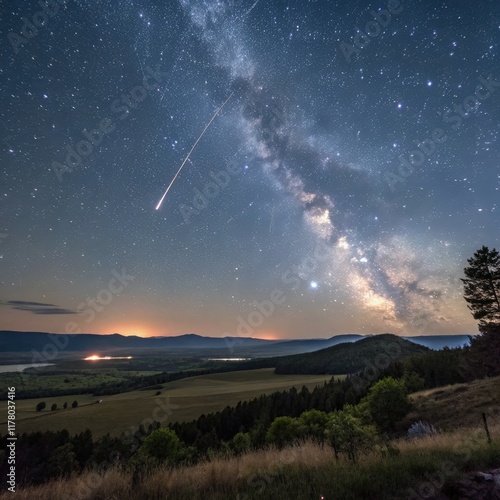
[{"left": 0, "top": 0, "right": 498, "bottom": 338}]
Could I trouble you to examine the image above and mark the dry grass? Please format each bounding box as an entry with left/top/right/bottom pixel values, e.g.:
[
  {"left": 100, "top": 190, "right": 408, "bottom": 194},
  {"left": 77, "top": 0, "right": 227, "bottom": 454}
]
[
  {"left": 143, "top": 442, "right": 333, "bottom": 498},
  {"left": 396, "top": 420, "right": 500, "bottom": 453},
  {"left": 404, "top": 376, "right": 500, "bottom": 431},
  {"left": 0, "top": 442, "right": 334, "bottom": 500}
]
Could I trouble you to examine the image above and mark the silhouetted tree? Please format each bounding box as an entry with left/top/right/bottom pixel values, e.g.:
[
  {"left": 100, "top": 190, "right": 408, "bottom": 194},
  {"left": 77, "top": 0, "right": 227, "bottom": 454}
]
[
  {"left": 71, "top": 429, "right": 93, "bottom": 468},
  {"left": 44, "top": 443, "right": 76, "bottom": 478},
  {"left": 462, "top": 323, "right": 500, "bottom": 379},
  {"left": 71, "top": 400, "right": 78, "bottom": 408},
  {"left": 462, "top": 246, "right": 500, "bottom": 326},
  {"left": 35, "top": 401, "right": 46, "bottom": 412},
  {"left": 461, "top": 247, "right": 500, "bottom": 379},
  {"left": 51, "top": 403, "right": 57, "bottom": 411}
]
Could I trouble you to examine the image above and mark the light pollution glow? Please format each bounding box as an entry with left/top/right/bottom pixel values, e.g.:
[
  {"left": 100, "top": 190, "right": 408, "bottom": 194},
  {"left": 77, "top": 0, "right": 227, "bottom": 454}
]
[{"left": 84, "top": 355, "right": 133, "bottom": 361}]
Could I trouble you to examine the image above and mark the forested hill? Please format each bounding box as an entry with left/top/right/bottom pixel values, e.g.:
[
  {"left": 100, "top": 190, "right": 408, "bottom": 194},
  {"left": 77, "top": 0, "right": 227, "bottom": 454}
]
[{"left": 274, "top": 334, "right": 429, "bottom": 374}]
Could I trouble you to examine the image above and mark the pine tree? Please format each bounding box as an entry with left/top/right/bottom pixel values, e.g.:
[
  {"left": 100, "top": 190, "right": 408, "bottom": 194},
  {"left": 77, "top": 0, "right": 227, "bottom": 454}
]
[
  {"left": 461, "top": 246, "right": 500, "bottom": 326},
  {"left": 460, "top": 323, "right": 500, "bottom": 379}
]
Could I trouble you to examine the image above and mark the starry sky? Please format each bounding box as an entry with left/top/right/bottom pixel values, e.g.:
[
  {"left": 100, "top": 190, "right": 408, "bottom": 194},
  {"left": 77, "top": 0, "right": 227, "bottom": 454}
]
[{"left": 0, "top": 0, "right": 498, "bottom": 339}]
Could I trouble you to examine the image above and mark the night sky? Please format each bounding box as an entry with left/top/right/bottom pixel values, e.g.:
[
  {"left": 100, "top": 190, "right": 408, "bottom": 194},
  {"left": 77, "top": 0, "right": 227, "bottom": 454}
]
[{"left": 0, "top": 0, "right": 498, "bottom": 339}]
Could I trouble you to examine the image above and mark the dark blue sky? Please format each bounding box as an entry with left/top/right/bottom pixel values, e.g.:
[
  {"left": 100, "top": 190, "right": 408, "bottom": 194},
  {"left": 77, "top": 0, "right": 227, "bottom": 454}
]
[{"left": 0, "top": 0, "right": 498, "bottom": 338}]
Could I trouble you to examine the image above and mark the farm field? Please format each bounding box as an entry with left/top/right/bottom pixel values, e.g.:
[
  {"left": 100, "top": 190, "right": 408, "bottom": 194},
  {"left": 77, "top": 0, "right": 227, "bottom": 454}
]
[
  {"left": 5, "top": 369, "right": 340, "bottom": 437},
  {"left": 0, "top": 369, "right": 163, "bottom": 395}
]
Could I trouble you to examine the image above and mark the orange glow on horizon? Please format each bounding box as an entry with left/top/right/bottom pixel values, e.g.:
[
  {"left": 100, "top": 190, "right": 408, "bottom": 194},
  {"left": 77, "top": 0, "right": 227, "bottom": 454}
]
[
  {"left": 98, "top": 322, "right": 282, "bottom": 340},
  {"left": 105, "top": 324, "right": 156, "bottom": 338},
  {"left": 84, "top": 355, "right": 133, "bottom": 361},
  {"left": 256, "top": 331, "right": 281, "bottom": 341}
]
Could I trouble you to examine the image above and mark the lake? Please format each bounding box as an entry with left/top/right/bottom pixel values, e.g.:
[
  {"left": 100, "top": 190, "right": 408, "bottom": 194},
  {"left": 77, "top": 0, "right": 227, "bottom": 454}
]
[
  {"left": 207, "top": 358, "right": 251, "bottom": 361},
  {"left": 0, "top": 363, "right": 54, "bottom": 373}
]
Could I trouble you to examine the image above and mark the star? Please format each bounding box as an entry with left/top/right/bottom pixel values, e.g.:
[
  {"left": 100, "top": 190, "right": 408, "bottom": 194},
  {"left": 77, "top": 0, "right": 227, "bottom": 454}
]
[{"left": 0, "top": 0, "right": 494, "bottom": 338}]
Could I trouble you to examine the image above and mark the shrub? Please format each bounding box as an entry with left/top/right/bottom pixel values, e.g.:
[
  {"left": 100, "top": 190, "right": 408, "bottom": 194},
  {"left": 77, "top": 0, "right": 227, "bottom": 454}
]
[
  {"left": 266, "top": 416, "right": 303, "bottom": 448},
  {"left": 402, "top": 370, "right": 425, "bottom": 393},
  {"left": 44, "top": 443, "right": 76, "bottom": 478},
  {"left": 364, "top": 377, "right": 411, "bottom": 432},
  {"left": 326, "top": 407, "right": 377, "bottom": 461},
  {"left": 138, "top": 428, "right": 183, "bottom": 464},
  {"left": 72, "top": 400, "right": 78, "bottom": 408},
  {"left": 298, "top": 409, "right": 329, "bottom": 443},
  {"left": 35, "top": 401, "right": 46, "bottom": 412},
  {"left": 51, "top": 403, "right": 57, "bottom": 411},
  {"left": 231, "top": 432, "right": 251, "bottom": 455}
]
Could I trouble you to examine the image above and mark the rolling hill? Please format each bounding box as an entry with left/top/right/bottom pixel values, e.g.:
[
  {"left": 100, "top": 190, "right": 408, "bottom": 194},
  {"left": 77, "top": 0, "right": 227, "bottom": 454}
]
[
  {"left": 274, "top": 333, "right": 430, "bottom": 374},
  {"left": 403, "top": 334, "right": 470, "bottom": 350}
]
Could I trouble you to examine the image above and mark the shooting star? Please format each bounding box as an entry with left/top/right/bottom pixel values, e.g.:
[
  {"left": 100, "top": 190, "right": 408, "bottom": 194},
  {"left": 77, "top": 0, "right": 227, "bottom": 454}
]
[
  {"left": 243, "top": 0, "right": 260, "bottom": 17},
  {"left": 155, "top": 92, "right": 234, "bottom": 211}
]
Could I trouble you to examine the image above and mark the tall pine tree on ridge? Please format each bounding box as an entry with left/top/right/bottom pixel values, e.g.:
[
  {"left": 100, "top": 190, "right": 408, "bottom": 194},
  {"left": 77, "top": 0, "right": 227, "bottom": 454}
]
[{"left": 461, "top": 246, "right": 500, "bottom": 326}]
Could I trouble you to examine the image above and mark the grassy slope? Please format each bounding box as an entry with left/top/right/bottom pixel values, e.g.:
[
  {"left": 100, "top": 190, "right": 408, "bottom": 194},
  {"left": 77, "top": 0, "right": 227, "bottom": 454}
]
[
  {"left": 403, "top": 376, "right": 500, "bottom": 431},
  {"left": 3, "top": 369, "right": 339, "bottom": 437},
  {"left": 0, "top": 369, "right": 163, "bottom": 395}
]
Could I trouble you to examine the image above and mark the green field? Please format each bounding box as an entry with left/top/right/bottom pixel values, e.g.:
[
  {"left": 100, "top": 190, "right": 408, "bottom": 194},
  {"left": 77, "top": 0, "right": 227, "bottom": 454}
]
[
  {"left": 0, "top": 356, "right": 213, "bottom": 398},
  {"left": 5, "top": 369, "right": 340, "bottom": 437},
  {"left": 0, "top": 368, "right": 163, "bottom": 395}
]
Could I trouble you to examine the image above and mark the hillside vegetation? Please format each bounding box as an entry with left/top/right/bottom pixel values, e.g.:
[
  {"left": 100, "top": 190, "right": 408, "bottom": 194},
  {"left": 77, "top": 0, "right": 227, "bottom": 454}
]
[
  {"left": 275, "top": 333, "right": 428, "bottom": 374},
  {"left": 3, "top": 405, "right": 498, "bottom": 499},
  {"left": 404, "top": 376, "right": 500, "bottom": 431}
]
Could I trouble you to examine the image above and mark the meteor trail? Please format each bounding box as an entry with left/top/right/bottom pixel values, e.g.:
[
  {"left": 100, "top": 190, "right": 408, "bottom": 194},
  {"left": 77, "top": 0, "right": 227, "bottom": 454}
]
[
  {"left": 155, "top": 92, "right": 234, "bottom": 211},
  {"left": 243, "top": 0, "right": 260, "bottom": 17}
]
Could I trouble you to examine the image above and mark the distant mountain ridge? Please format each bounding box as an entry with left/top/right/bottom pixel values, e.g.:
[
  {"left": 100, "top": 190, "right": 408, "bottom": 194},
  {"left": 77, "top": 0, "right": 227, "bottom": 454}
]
[
  {"left": 401, "top": 335, "right": 470, "bottom": 350},
  {"left": 0, "top": 330, "right": 471, "bottom": 356},
  {"left": 0, "top": 331, "right": 270, "bottom": 353}
]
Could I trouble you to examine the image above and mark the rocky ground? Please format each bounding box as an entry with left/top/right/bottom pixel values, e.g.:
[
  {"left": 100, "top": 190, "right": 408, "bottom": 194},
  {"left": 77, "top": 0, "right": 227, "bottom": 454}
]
[{"left": 432, "top": 468, "right": 500, "bottom": 499}]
